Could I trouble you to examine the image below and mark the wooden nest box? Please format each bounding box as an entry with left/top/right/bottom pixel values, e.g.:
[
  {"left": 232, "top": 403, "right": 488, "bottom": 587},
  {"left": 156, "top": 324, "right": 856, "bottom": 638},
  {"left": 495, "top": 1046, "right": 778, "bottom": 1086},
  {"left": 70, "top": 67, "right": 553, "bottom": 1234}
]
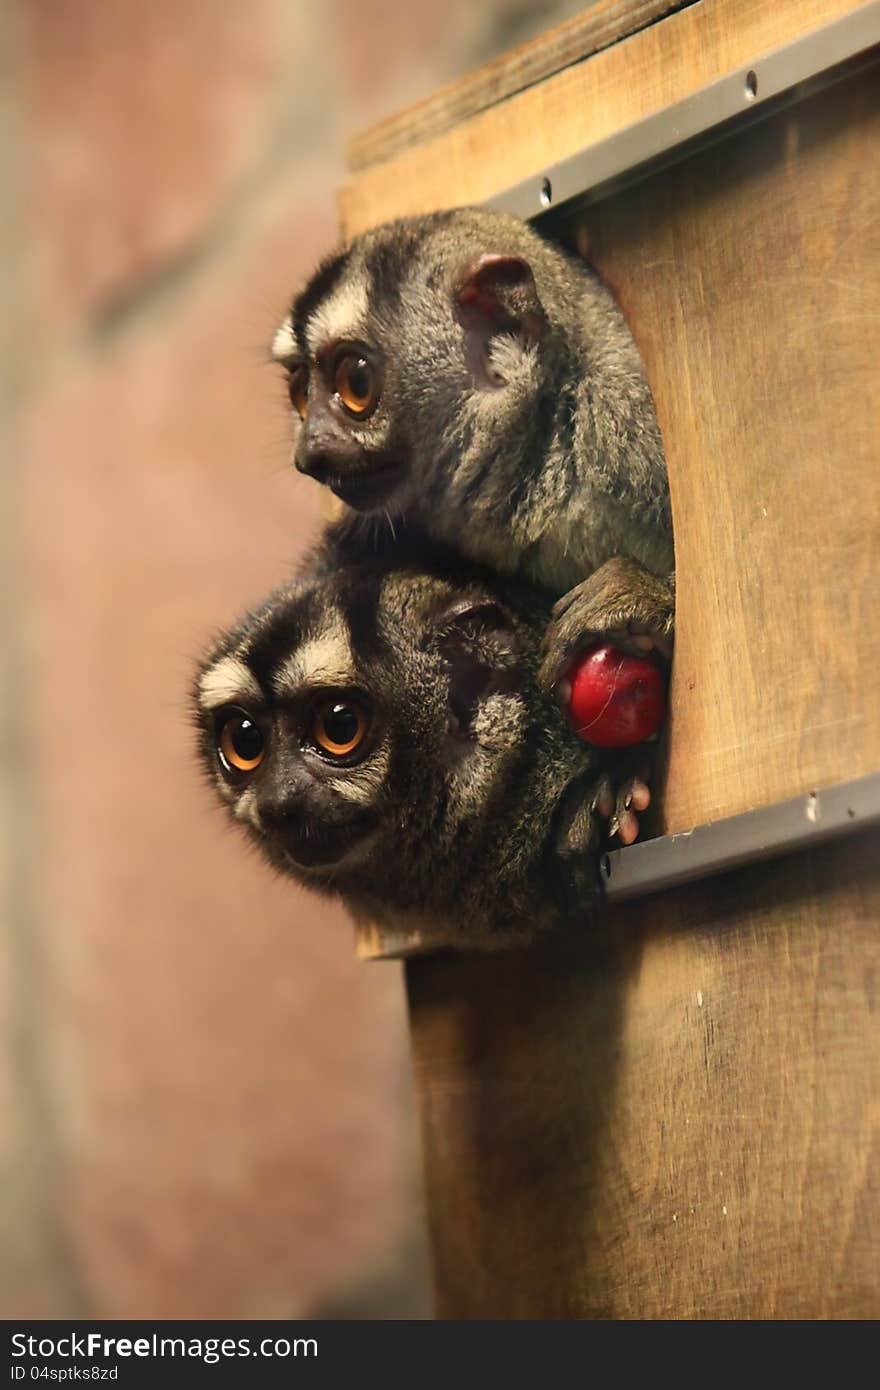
[{"left": 341, "top": 0, "right": 880, "bottom": 1318}]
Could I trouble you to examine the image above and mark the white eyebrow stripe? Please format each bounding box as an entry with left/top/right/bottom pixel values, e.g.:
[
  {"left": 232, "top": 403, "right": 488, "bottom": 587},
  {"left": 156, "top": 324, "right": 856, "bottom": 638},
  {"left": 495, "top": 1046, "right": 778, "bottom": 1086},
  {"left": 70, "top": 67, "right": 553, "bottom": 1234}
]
[
  {"left": 305, "top": 277, "right": 368, "bottom": 357},
  {"left": 271, "top": 315, "right": 296, "bottom": 363},
  {"left": 198, "top": 656, "right": 262, "bottom": 711},
  {"left": 271, "top": 622, "right": 355, "bottom": 695}
]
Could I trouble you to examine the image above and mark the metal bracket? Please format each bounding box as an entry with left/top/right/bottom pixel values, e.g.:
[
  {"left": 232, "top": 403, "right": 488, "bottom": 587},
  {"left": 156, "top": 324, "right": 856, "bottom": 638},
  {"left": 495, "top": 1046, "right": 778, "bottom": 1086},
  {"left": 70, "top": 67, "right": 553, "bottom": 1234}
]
[
  {"left": 601, "top": 772, "right": 880, "bottom": 904},
  {"left": 489, "top": 1, "right": 880, "bottom": 221}
]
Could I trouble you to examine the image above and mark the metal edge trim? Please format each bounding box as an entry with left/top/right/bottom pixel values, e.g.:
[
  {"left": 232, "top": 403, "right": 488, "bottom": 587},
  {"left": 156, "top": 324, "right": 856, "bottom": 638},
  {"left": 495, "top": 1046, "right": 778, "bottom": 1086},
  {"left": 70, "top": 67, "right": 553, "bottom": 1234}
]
[{"left": 489, "top": 1, "right": 880, "bottom": 219}]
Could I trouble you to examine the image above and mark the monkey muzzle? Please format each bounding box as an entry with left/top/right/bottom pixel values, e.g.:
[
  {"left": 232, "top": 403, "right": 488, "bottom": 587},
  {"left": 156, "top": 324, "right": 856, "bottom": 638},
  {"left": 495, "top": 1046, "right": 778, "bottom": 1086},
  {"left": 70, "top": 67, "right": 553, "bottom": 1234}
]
[
  {"left": 301, "top": 459, "right": 406, "bottom": 513},
  {"left": 265, "top": 808, "right": 379, "bottom": 871},
  {"left": 296, "top": 438, "right": 406, "bottom": 512},
  {"left": 329, "top": 464, "right": 406, "bottom": 512}
]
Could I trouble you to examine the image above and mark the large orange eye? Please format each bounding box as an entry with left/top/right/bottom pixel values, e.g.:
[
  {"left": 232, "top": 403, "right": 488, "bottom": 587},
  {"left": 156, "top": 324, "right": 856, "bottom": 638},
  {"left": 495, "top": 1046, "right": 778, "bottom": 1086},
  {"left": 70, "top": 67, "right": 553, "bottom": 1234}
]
[
  {"left": 334, "top": 353, "right": 378, "bottom": 417},
  {"left": 219, "top": 712, "right": 265, "bottom": 773},
  {"left": 311, "top": 698, "right": 369, "bottom": 758},
  {"left": 288, "top": 366, "right": 308, "bottom": 419}
]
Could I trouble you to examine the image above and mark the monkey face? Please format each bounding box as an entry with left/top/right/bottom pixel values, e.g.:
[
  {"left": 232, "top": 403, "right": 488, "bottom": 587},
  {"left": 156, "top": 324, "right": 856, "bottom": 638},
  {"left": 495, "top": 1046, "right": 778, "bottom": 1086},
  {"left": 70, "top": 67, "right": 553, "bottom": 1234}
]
[
  {"left": 270, "top": 212, "right": 555, "bottom": 534},
  {"left": 271, "top": 237, "right": 416, "bottom": 515},
  {"left": 208, "top": 688, "right": 383, "bottom": 873}
]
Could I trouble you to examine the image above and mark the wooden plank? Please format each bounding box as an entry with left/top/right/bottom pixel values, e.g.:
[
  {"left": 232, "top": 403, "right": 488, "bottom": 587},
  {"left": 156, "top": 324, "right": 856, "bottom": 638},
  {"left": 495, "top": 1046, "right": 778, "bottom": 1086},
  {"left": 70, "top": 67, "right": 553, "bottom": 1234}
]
[
  {"left": 339, "top": 0, "right": 866, "bottom": 235},
  {"left": 578, "top": 64, "right": 880, "bottom": 831},
  {"left": 408, "top": 827, "right": 880, "bottom": 1318},
  {"left": 348, "top": 0, "right": 692, "bottom": 174}
]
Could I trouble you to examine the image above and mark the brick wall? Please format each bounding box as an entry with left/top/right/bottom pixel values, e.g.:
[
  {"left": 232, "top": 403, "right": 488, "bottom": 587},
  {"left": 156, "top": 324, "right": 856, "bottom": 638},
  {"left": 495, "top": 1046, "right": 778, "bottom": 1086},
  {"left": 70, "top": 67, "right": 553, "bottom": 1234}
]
[{"left": 2, "top": 0, "right": 584, "bottom": 1319}]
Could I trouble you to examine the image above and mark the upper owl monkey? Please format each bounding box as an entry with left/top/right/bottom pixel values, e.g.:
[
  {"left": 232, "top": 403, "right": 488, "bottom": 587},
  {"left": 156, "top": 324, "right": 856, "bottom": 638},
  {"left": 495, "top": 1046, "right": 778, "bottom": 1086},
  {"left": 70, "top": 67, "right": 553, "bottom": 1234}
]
[{"left": 272, "top": 207, "right": 674, "bottom": 680}]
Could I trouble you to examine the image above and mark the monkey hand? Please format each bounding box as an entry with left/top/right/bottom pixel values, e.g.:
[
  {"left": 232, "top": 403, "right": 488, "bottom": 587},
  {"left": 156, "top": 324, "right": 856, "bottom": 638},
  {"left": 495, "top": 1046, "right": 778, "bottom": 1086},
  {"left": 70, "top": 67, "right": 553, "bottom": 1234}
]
[
  {"left": 553, "top": 755, "right": 654, "bottom": 867},
  {"left": 589, "top": 754, "right": 654, "bottom": 846},
  {"left": 538, "top": 555, "right": 675, "bottom": 693}
]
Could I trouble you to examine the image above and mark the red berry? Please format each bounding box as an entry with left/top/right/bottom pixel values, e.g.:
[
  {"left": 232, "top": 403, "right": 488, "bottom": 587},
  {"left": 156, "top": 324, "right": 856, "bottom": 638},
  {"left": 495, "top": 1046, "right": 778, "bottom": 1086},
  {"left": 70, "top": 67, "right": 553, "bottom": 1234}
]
[{"left": 563, "top": 643, "right": 667, "bottom": 748}]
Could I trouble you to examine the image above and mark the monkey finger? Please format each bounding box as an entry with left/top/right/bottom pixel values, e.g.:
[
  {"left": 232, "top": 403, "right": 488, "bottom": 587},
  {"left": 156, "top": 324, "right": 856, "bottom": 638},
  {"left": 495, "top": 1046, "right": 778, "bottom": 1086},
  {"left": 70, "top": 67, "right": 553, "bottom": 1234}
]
[
  {"left": 543, "top": 615, "right": 671, "bottom": 682},
  {"left": 628, "top": 777, "right": 651, "bottom": 812},
  {"left": 616, "top": 775, "right": 649, "bottom": 822},
  {"left": 537, "top": 644, "right": 577, "bottom": 694},
  {"left": 615, "top": 810, "right": 640, "bottom": 845},
  {"left": 591, "top": 777, "right": 615, "bottom": 821},
  {"left": 608, "top": 774, "right": 651, "bottom": 843},
  {"left": 629, "top": 628, "right": 674, "bottom": 661}
]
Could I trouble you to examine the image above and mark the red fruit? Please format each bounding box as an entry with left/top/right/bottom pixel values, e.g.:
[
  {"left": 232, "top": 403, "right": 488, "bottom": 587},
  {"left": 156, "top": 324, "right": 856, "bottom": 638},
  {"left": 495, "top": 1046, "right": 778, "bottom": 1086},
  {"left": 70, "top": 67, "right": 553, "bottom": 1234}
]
[{"left": 562, "top": 643, "right": 667, "bottom": 748}]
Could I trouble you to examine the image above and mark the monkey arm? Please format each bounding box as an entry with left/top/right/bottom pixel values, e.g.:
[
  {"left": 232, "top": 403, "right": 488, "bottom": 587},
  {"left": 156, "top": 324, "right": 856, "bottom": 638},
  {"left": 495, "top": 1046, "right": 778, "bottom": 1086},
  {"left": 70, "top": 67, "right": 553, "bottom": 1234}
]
[{"left": 537, "top": 554, "right": 675, "bottom": 692}]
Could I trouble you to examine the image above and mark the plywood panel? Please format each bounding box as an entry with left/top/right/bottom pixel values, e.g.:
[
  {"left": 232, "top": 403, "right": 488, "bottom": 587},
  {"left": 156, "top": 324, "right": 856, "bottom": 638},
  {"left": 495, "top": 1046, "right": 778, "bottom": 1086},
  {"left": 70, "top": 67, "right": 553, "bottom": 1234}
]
[
  {"left": 408, "top": 828, "right": 880, "bottom": 1318},
  {"left": 580, "top": 67, "right": 880, "bottom": 829},
  {"left": 339, "top": 0, "right": 865, "bottom": 236}
]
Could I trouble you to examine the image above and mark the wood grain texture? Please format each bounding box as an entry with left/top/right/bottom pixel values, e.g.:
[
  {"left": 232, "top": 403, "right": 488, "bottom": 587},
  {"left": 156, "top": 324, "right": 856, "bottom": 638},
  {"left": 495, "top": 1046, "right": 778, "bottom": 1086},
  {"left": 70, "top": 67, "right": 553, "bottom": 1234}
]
[
  {"left": 408, "top": 829, "right": 880, "bottom": 1318},
  {"left": 348, "top": 0, "right": 691, "bottom": 173},
  {"left": 339, "top": 0, "right": 865, "bottom": 236},
  {"left": 578, "top": 65, "right": 880, "bottom": 830}
]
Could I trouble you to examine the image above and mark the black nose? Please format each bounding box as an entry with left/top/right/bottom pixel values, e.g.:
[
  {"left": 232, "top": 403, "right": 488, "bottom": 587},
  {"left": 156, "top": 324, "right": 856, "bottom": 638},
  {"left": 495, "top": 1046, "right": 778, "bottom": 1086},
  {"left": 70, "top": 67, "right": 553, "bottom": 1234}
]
[
  {"left": 258, "top": 793, "right": 301, "bottom": 833},
  {"left": 257, "top": 768, "right": 311, "bottom": 832},
  {"left": 295, "top": 451, "right": 332, "bottom": 483}
]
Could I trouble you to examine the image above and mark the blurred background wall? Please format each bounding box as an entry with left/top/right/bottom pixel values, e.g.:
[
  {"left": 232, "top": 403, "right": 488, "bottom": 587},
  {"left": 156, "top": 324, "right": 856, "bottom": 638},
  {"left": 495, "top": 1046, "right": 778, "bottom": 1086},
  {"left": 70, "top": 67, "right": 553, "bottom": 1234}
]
[{"left": 1, "top": 0, "right": 585, "bottom": 1319}]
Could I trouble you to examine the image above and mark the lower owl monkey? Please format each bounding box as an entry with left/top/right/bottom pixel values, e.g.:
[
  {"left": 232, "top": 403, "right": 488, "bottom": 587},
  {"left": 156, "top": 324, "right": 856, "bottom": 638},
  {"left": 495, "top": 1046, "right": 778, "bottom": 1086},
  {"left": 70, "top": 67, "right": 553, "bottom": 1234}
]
[
  {"left": 271, "top": 207, "right": 675, "bottom": 688},
  {"left": 193, "top": 523, "right": 650, "bottom": 946}
]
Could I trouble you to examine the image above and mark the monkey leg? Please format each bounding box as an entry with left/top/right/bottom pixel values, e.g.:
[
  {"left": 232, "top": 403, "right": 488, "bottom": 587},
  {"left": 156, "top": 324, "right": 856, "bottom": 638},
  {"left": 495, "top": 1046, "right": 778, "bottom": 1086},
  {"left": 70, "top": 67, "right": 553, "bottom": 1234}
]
[{"left": 538, "top": 555, "right": 675, "bottom": 692}]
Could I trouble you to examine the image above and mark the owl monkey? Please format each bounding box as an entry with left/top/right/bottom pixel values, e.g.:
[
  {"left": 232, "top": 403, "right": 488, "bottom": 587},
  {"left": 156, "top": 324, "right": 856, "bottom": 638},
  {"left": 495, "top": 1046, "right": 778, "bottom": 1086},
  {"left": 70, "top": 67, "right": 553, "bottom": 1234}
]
[
  {"left": 271, "top": 207, "right": 675, "bottom": 695},
  {"left": 193, "top": 521, "right": 646, "bottom": 947}
]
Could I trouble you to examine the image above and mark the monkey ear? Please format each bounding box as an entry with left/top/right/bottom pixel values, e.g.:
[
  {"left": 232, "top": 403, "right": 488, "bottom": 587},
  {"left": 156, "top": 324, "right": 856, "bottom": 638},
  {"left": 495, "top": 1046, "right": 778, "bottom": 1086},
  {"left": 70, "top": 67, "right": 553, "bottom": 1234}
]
[
  {"left": 453, "top": 254, "right": 546, "bottom": 352},
  {"left": 434, "top": 597, "right": 521, "bottom": 734},
  {"left": 435, "top": 597, "right": 518, "bottom": 656}
]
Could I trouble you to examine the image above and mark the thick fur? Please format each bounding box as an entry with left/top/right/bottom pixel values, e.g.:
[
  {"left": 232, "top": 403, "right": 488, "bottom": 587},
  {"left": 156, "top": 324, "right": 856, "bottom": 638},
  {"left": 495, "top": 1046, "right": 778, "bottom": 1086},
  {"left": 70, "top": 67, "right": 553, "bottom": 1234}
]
[
  {"left": 274, "top": 209, "right": 674, "bottom": 597},
  {"left": 193, "top": 521, "right": 605, "bottom": 947}
]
